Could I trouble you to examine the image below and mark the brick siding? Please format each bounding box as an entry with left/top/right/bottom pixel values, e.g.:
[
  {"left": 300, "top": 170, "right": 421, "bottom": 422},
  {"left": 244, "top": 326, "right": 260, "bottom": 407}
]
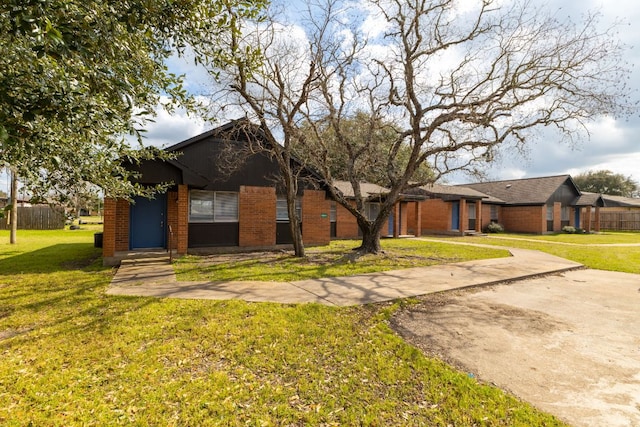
[
  {"left": 420, "top": 199, "right": 451, "bottom": 232},
  {"left": 302, "top": 189, "right": 331, "bottom": 245},
  {"left": 501, "top": 205, "right": 545, "bottom": 234},
  {"left": 335, "top": 202, "right": 360, "bottom": 239},
  {"left": 239, "top": 186, "right": 276, "bottom": 247}
]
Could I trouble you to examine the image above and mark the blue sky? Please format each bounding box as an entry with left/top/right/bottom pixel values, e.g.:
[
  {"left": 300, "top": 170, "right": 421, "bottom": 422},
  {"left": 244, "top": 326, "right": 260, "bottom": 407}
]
[
  {"left": 5, "top": 0, "right": 632, "bottom": 197},
  {"left": 143, "top": 0, "right": 640, "bottom": 188}
]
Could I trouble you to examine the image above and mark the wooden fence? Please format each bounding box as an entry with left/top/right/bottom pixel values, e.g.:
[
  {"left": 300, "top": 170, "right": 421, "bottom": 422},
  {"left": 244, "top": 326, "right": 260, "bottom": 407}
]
[
  {"left": 0, "top": 206, "right": 66, "bottom": 230},
  {"left": 596, "top": 211, "right": 640, "bottom": 232}
]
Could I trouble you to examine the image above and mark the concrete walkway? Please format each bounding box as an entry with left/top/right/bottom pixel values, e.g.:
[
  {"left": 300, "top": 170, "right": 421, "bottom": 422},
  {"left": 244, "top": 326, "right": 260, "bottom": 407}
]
[{"left": 107, "top": 244, "right": 583, "bottom": 306}]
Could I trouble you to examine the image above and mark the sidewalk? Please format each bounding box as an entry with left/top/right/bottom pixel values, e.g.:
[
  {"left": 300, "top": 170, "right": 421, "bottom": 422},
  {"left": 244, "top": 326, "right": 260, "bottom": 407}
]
[{"left": 106, "top": 244, "right": 583, "bottom": 306}]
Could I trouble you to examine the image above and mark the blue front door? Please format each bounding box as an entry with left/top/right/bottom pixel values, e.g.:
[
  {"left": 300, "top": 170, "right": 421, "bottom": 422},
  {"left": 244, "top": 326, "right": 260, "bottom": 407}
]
[
  {"left": 574, "top": 208, "right": 581, "bottom": 228},
  {"left": 451, "top": 202, "right": 460, "bottom": 230},
  {"left": 130, "top": 194, "right": 167, "bottom": 249}
]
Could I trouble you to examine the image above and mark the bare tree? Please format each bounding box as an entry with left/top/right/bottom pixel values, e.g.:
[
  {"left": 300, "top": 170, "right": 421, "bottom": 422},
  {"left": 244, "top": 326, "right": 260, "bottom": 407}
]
[
  {"left": 208, "top": 3, "right": 333, "bottom": 257},
  {"left": 213, "top": 0, "right": 634, "bottom": 254},
  {"left": 302, "top": 0, "right": 634, "bottom": 253}
]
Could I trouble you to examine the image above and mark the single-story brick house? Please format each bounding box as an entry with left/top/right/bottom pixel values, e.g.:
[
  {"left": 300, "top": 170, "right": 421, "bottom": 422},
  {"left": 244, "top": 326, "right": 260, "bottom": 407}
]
[
  {"left": 102, "top": 122, "right": 417, "bottom": 265},
  {"left": 102, "top": 121, "right": 337, "bottom": 265},
  {"left": 406, "top": 175, "right": 604, "bottom": 235}
]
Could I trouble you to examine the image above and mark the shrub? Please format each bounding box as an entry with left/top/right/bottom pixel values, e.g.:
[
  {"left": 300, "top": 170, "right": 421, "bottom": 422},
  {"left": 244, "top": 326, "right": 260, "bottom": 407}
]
[
  {"left": 562, "top": 226, "right": 576, "bottom": 234},
  {"left": 485, "top": 222, "right": 504, "bottom": 233}
]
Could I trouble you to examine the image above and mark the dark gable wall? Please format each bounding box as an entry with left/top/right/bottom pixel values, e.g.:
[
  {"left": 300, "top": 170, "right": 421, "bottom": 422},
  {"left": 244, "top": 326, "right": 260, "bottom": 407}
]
[
  {"left": 177, "top": 136, "right": 279, "bottom": 247},
  {"left": 547, "top": 178, "right": 580, "bottom": 205},
  {"left": 129, "top": 160, "right": 183, "bottom": 186},
  {"left": 128, "top": 132, "right": 321, "bottom": 248},
  {"left": 177, "top": 137, "right": 281, "bottom": 190}
]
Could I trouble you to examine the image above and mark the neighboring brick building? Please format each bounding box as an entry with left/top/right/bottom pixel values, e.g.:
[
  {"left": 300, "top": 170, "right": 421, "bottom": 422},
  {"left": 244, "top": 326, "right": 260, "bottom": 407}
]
[{"left": 407, "top": 175, "right": 604, "bottom": 235}]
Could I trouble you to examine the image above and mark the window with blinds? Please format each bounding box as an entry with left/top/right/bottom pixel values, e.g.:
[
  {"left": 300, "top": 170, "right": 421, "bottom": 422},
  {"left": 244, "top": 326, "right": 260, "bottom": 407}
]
[
  {"left": 276, "top": 196, "right": 302, "bottom": 222},
  {"left": 366, "top": 202, "right": 380, "bottom": 221},
  {"left": 215, "top": 192, "right": 239, "bottom": 222},
  {"left": 189, "top": 190, "right": 238, "bottom": 223}
]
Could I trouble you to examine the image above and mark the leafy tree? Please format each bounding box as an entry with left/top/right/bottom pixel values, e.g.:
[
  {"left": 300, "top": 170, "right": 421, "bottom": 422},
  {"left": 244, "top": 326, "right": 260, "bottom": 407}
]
[
  {"left": 0, "top": 0, "right": 265, "bottom": 242},
  {"left": 298, "top": 113, "right": 434, "bottom": 187},
  {"left": 573, "top": 170, "right": 638, "bottom": 197}
]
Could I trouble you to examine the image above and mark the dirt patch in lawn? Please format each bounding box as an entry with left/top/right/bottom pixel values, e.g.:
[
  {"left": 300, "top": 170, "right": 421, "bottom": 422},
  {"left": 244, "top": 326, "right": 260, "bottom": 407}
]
[
  {"left": 194, "top": 249, "right": 444, "bottom": 267},
  {"left": 391, "top": 269, "right": 640, "bottom": 427}
]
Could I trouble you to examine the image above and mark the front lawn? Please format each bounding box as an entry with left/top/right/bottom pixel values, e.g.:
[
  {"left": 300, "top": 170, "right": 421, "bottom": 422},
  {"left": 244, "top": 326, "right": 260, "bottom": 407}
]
[
  {"left": 486, "top": 231, "right": 640, "bottom": 245},
  {"left": 457, "top": 232, "right": 640, "bottom": 274},
  {"left": 175, "top": 238, "right": 509, "bottom": 282},
  {"left": 0, "top": 230, "right": 564, "bottom": 425}
]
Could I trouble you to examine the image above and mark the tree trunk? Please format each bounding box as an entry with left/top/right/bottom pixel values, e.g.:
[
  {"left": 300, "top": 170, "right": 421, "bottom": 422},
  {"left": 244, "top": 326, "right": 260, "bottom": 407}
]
[
  {"left": 286, "top": 186, "right": 305, "bottom": 258},
  {"left": 9, "top": 169, "right": 18, "bottom": 244},
  {"left": 358, "top": 221, "right": 382, "bottom": 254},
  {"left": 289, "top": 215, "right": 305, "bottom": 257}
]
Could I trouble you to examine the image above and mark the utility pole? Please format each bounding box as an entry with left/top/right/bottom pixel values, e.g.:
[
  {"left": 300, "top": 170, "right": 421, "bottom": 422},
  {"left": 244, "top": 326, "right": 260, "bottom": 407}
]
[{"left": 9, "top": 168, "right": 17, "bottom": 244}]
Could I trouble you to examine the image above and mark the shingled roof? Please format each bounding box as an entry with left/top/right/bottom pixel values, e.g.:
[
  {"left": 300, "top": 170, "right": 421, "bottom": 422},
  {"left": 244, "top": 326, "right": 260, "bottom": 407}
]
[
  {"left": 574, "top": 192, "right": 604, "bottom": 207},
  {"left": 412, "top": 183, "right": 503, "bottom": 202},
  {"left": 460, "top": 175, "right": 576, "bottom": 205},
  {"left": 332, "top": 180, "right": 389, "bottom": 200},
  {"left": 584, "top": 192, "right": 640, "bottom": 208}
]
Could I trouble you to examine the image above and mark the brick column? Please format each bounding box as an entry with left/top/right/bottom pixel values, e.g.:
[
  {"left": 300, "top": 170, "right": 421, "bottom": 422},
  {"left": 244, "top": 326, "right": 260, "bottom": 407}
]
[
  {"left": 584, "top": 206, "right": 592, "bottom": 232},
  {"left": 239, "top": 186, "right": 276, "bottom": 247},
  {"left": 167, "top": 190, "right": 178, "bottom": 251},
  {"left": 115, "top": 199, "right": 130, "bottom": 251},
  {"left": 399, "top": 202, "right": 408, "bottom": 235},
  {"left": 594, "top": 206, "right": 601, "bottom": 232},
  {"left": 553, "top": 202, "right": 562, "bottom": 232},
  {"left": 414, "top": 202, "right": 422, "bottom": 237},
  {"left": 459, "top": 199, "right": 468, "bottom": 234},
  {"left": 475, "top": 200, "right": 482, "bottom": 232},
  {"left": 176, "top": 185, "right": 189, "bottom": 253},
  {"left": 393, "top": 203, "right": 400, "bottom": 238},
  {"left": 103, "top": 198, "right": 117, "bottom": 258}
]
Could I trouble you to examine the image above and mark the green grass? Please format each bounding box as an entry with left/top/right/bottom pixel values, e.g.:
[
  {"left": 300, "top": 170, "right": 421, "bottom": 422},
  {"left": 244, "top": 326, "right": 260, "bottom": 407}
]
[
  {"left": 455, "top": 232, "right": 640, "bottom": 274},
  {"left": 175, "top": 239, "right": 510, "bottom": 282},
  {"left": 0, "top": 230, "right": 564, "bottom": 426},
  {"left": 487, "top": 231, "right": 640, "bottom": 244}
]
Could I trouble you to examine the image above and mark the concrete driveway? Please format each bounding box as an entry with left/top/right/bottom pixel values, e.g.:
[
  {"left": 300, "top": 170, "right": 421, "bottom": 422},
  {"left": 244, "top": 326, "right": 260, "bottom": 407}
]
[{"left": 392, "top": 268, "right": 640, "bottom": 427}]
